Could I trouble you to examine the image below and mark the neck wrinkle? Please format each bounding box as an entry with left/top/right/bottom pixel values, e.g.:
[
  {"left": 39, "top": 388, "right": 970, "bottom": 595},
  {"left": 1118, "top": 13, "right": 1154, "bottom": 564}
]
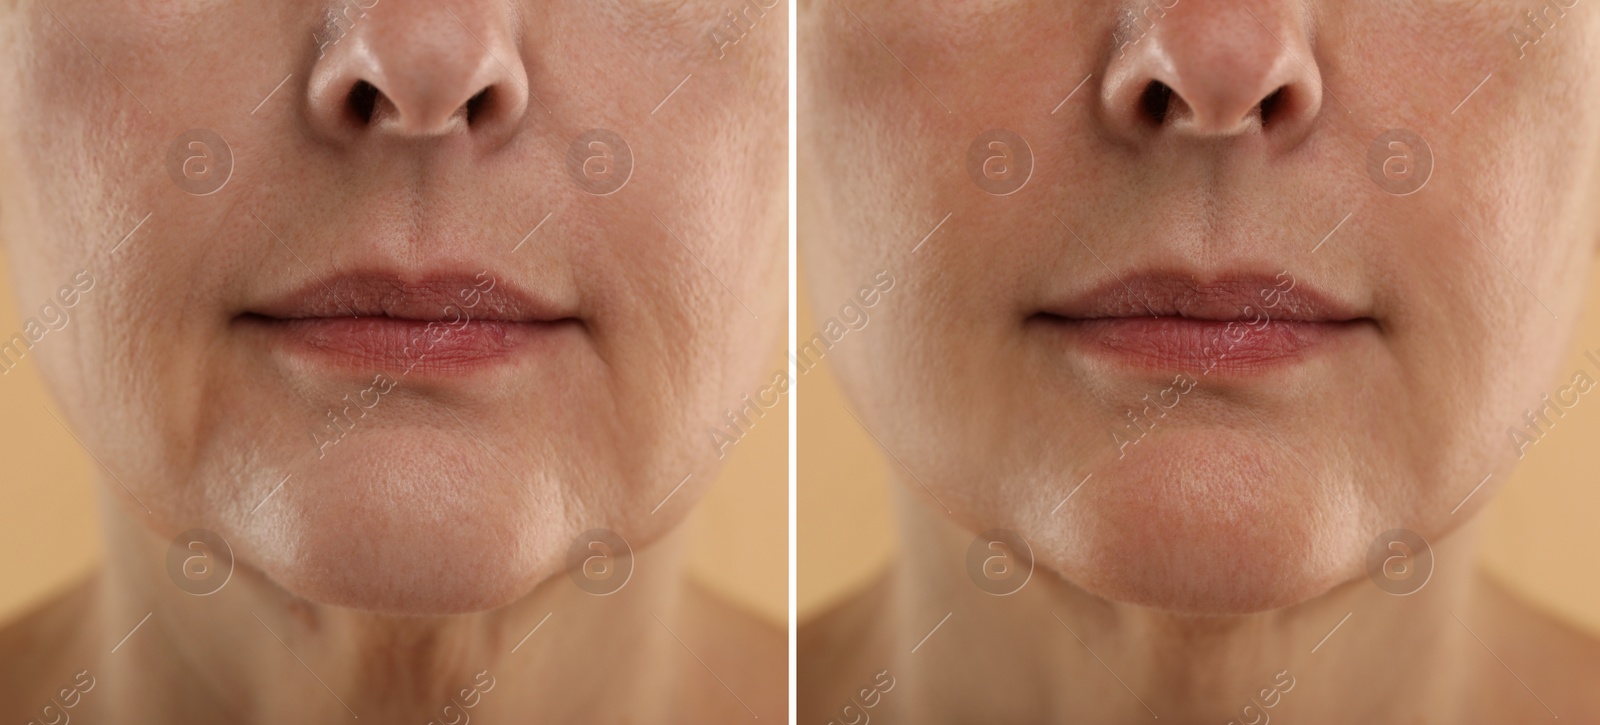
[
  {"left": 887, "top": 483, "right": 1482, "bottom": 724},
  {"left": 94, "top": 488, "right": 687, "bottom": 724}
]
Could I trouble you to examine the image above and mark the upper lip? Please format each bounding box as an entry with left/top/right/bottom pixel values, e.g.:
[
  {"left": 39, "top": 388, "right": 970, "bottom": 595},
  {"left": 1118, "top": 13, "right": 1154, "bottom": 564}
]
[
  {"left": 245, "top": 272, "right": 574, "bottom": 323},
  {"left": 1039, "top": 273, "right": 1366, "bottom": 323}
]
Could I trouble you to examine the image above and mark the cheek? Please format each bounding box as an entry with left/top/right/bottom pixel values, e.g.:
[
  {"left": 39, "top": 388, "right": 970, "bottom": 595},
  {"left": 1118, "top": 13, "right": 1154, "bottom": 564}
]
[
  {"left": 0, "top": 3, "right": 248, "bottom": 308},
  {"left": 0, "top": 32, "right": 155, "bottom": 435},
  {"left": 1389, "top": 18, "right": 1600, "bottom": 492}
]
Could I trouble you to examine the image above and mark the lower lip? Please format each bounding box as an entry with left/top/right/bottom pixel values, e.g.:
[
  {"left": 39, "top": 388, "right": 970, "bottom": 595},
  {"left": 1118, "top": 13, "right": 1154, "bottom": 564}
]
[
  {"left": 241, "top": 316, "right": 565, "bottom": 373},
  {"left": 1040, "top": 316, "right": 1356, "bottom": 373}
]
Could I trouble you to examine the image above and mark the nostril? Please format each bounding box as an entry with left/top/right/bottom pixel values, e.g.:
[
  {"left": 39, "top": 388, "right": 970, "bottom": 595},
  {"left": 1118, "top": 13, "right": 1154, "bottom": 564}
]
[
  {"left": 1258, "top": 87, "right": 1286, "bottom": 127},
  {"left": 339, "top": 81, "right": 497, "bottom": 130},
  {"left": 1139, "top": 81, "right": 1173, "bottom": 125},
  {"left": 1099, "top": 5, "right": 1321, "bottom": 143},
  {"left": 303, "top": 6, "right": 529, "bottom": 144},
  {"left": 347, "top": 80, "right": 380, "bottom": 125},
  {"left": 465, "top": 87, "right": 491, "bottom": 125},
  {"left": 1135, "top": 81, "right": 1291, "bottom": 130}
]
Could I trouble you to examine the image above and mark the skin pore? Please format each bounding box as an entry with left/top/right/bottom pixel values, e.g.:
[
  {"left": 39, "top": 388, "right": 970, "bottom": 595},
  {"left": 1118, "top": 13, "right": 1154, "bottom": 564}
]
[
  {"left": 801, "top": 0, "right": 1600, "bottom": 722},
  {"left": 0, "top": 0, "right": 785, "bottom": 721}
]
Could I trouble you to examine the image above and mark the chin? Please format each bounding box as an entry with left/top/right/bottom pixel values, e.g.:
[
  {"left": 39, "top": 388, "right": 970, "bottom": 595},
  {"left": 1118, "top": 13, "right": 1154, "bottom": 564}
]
[
  {"left": 1040, "top": 428, "right": 1364, "bottom": 615},
  {"left": 237, "top": 433, "right": 568, "bottom": 615}
]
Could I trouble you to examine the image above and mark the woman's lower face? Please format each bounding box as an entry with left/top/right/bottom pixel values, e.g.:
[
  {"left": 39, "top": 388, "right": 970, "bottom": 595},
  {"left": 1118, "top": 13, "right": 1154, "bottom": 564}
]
[
  {"left": 0, "top": 0, "right": 784, "bottom": 614},
  {"left": 802, "top": 0, "right": 1600, "bottom": 613},
  {"left": 6, "top": 0, "right": 1600, "bottom": 714}
]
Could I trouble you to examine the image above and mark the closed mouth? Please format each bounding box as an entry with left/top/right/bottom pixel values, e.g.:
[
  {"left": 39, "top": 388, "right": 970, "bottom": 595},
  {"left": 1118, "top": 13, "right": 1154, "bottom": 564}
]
[
  {"left": 1034, "top": 273, "right": 1376, "bottom": 373},
  {"left": 238, "top": 272, "right": 581, "bottom": 373}
]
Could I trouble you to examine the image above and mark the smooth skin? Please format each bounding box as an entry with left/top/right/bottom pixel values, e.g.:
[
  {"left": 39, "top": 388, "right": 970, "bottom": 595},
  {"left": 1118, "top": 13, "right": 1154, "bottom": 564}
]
[
  {"left": 801, "top": 0, "right": 1600, "bottom": 722},
  {"left": 0, "top": 0, "right": 786, "bottom": 721}
]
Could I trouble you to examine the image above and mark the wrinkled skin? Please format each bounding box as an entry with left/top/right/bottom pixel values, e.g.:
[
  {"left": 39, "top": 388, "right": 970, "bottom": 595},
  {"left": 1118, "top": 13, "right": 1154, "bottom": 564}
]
[
  {"left": 0, "top": 0, "right": 785, "bottom": 721},
  {"left": 802, "top": 0, "right": 1600, "bottom": 722},
  {"left": 0, "top": 0, "right": 782, "bottom": 612},
  {"left": 804, "top": 0, "right": 1599, "bottom": 615}
]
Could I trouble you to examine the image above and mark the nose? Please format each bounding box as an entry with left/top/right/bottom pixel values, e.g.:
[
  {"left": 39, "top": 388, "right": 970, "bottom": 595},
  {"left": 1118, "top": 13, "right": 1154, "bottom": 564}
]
[
  {"left": 1100, "top": 0, "right": 1322, "bottom": 143},
  {"left": 306, "top": 0, "right": 529, "bottom": 143}
]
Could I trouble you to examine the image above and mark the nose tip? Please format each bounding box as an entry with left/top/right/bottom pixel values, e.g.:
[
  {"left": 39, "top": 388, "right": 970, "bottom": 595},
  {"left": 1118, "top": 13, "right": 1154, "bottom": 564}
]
[
  {"left": 307, "top": 0, "right": 529, "bottom": 141},
  {"left": 1101, "top": 1, "right": 1322, "bottom": 141}
]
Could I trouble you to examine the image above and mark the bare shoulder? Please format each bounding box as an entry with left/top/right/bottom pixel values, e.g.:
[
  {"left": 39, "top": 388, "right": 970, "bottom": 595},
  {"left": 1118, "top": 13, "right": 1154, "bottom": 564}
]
[
  {"left": 1466, "top": 573, "right": 1600, "bottom": 721},
  {"left": 0, "top": 573, "right": 101, "bottom": 720},
  {"left": 677, "top": 580, "right": 787, "bottom": 721},
  {"left": 799, "top": 571, "right": 896, "bottom": 724}
]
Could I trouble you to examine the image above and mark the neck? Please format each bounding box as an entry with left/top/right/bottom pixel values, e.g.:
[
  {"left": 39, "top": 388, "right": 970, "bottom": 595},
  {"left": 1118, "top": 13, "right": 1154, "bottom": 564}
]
[
  {"left": 93, "top": 493, "right": 691, "bottom": 723},
  {"left": 884, "top": 486, "right": 1484, "bottom": 723}
]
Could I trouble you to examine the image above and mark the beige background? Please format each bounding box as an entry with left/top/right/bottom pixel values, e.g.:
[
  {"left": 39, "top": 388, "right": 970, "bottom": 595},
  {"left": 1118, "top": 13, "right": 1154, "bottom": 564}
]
[
  {"left": 0, "top": 255, "right": 788, "bottom": 627},
  {"left": 798, "top": 271, "right": 1600, "bottom": 632}
]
